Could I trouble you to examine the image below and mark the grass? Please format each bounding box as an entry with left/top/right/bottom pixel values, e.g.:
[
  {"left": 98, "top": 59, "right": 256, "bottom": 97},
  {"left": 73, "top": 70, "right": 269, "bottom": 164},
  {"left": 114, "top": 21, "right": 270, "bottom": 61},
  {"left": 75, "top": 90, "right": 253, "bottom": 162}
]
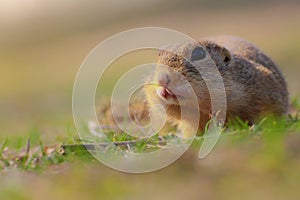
[
  {"left": 1, "top": 107, "right": 300, "bottom": 199},
  {"left": 1, "top": 100, "right": 299, "bottom": 172}
]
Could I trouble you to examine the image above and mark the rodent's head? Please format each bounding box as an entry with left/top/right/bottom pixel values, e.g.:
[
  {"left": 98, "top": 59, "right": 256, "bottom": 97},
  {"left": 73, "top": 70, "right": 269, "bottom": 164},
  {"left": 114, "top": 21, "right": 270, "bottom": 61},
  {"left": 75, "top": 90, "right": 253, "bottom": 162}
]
[{"left": 144, "top": 40, "right": 232, "bottom": 117}]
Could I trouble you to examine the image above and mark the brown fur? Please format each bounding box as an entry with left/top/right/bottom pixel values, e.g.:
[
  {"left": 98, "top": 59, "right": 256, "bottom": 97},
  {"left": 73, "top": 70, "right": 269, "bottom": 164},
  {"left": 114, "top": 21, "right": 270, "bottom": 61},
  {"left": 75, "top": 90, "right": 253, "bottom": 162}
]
[{"left": 144, "top": 36, "right": 289, "bottom": 134}]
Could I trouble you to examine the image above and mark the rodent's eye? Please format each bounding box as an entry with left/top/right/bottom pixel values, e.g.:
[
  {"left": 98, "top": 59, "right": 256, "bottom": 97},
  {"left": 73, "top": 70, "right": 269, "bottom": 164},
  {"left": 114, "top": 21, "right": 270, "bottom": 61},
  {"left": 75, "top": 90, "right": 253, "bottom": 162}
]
[{"left": 191, "top": 47, "right": 206, "bottom": 61}]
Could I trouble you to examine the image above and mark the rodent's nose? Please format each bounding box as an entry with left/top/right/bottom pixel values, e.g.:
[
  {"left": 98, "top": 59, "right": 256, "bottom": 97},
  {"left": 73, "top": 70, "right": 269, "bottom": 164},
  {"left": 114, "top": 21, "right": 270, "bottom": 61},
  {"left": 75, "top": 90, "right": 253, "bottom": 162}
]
[{"left": 157, "top": 73, "right": 170, "bottom": 86}]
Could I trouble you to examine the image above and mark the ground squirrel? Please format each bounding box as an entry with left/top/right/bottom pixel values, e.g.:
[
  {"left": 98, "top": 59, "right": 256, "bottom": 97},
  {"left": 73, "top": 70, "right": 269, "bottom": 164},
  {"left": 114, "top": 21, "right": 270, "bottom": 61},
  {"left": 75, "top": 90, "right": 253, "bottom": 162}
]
[{"left": 144, "top": 35, "right": 289, "bottom": 134}]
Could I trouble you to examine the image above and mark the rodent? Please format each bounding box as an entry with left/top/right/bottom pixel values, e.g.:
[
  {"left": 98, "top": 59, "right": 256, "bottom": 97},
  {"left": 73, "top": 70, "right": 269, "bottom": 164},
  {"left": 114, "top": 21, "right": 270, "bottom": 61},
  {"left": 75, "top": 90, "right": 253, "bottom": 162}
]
[{"left": 144, "top": 35, "right": 289, "bottom": 136}]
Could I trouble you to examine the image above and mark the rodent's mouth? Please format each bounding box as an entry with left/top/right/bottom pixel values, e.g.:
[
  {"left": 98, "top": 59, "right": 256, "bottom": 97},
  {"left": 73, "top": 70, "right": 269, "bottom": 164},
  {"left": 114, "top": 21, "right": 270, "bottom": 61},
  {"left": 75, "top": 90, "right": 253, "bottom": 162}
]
[
  {"left": 156, "top": 86, "right": 175, "bottom": 99},
  {"left": 155, "top": 84, "right": 182, "bottom": 105}
]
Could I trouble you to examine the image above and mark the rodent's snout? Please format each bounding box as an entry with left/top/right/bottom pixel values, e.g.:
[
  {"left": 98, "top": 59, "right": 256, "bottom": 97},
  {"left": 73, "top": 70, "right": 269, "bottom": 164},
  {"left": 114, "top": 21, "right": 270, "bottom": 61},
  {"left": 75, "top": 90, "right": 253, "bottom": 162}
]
[
  {"left": 156, "top": 73, "right": 176, "bottom": 101},
  {"left": 151, "top": 64, "right": 187, "bottom": 105},
  {"left": 157, "top": 73, "right": 170, "bottom": 87}
]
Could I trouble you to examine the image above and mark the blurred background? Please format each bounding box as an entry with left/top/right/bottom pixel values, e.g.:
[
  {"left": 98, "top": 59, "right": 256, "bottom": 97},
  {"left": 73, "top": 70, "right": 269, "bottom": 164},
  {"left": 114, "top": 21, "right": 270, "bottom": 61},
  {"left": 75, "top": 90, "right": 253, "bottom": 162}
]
[{"left": 0, "top": 0, "right": 300, "bottom": 199}]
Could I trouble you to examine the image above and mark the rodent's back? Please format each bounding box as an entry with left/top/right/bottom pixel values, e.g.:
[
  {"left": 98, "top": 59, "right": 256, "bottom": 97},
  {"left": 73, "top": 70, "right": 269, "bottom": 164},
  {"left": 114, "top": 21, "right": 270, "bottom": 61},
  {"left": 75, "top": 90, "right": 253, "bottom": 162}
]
[
  {"left": 204, "top": 35, "right": 287, "bottom": 86},
  {"left": 203, "top": 36, "right": 289, "bottom": 120}
]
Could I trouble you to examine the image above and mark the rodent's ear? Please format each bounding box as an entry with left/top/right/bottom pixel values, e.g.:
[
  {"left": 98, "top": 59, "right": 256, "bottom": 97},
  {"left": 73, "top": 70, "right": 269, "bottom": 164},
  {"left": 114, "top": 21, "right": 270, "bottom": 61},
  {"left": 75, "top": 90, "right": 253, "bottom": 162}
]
[
  {"left": 221, "top": 47, "right": 231, "bottom": 64},
  {"left": 204, "top": 42, "right": 232, "bottom": 66}
]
